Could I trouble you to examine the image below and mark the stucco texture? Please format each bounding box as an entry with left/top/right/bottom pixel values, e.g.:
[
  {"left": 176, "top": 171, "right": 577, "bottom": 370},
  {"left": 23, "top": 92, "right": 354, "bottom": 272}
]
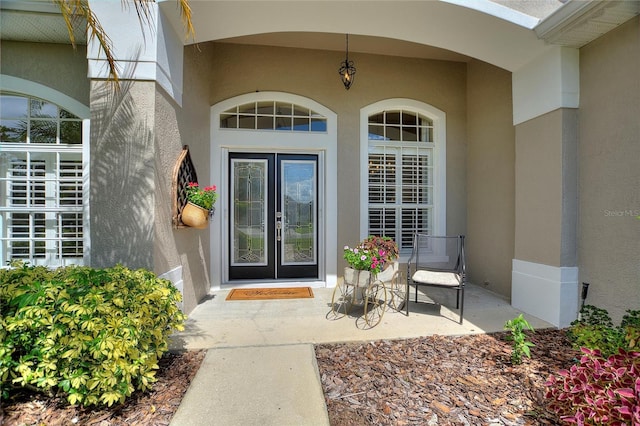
[
  {"left": 514, "top": 108, "right": 578, "bottom": 268},
  {"left": 89, "top": 80, "right": 156, "bottom": 270},
  {"left": 153, "top": 44, "right": 214, "bottom": 313},
  {"left": 0, "top": 41, "right": 89, "bottom": 106},
  {"left": 466, "top": 59, "right": 515, "bottom": 297},
  {"left": 578, "top": 16, "right": 640, "bottom": 323}
]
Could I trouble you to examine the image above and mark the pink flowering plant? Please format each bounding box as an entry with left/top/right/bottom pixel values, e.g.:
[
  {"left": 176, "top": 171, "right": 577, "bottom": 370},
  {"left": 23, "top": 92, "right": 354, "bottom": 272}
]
[
  {"left": 186, "top": 182, "right": 218, "bottom": 210},
  {"left": 343, "top": 236, "right": 398, "bottom": 274}
]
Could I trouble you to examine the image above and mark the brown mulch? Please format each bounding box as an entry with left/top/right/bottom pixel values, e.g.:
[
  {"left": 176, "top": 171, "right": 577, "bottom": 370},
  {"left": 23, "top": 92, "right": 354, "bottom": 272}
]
[
  {"left": 316, "top": 329, "right": 579, "bottom": 426},
  {"left": 2, "top": 331, "right": 577, "bottom": 426},
  {"left": 1, "top": 350, "right": 205, "bottom": 426}
]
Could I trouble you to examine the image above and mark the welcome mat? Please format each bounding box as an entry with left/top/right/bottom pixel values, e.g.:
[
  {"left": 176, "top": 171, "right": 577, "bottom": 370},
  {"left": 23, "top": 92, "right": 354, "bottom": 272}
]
[{"left": 225, "top": 287, "right": 314, "bottom": 301}]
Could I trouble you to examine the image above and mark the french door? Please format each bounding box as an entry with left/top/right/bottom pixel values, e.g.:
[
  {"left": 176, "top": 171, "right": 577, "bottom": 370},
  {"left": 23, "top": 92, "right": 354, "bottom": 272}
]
[{"left": 229, "top": 153, "right": 318, "bottom": 280}]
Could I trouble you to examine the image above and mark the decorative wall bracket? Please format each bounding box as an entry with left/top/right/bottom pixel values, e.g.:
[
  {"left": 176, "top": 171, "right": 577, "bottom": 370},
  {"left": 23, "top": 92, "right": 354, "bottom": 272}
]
[{"left": 172, "top": 145, "right": 199, "bottom": 228}]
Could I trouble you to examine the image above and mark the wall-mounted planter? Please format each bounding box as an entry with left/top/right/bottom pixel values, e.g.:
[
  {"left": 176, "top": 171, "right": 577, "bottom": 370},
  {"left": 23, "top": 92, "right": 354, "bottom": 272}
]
[
  {"left": 181, "top": 202, "right": 209, "bottom": 229},
  {"left": 172, "top": 145, "right": 198, "bottom": 229}
]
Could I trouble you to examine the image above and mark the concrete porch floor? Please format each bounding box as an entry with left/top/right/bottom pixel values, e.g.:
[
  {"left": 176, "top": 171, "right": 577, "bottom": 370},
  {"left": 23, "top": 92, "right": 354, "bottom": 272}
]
[
  {"left": 170, "top": 284, "right": 554, "bottom": 350},
  {"left": 168, "top": 285, "right": 554, "bottom": 426}
]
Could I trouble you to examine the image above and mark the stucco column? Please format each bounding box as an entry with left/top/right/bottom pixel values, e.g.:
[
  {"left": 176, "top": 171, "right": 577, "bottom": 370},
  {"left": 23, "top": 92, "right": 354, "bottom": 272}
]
[
  {"left": 86, "top": 1, "right": 183, "bottom": 269},
  {"left": 511, "top": 46, "right": 580, "bottom": 327}
]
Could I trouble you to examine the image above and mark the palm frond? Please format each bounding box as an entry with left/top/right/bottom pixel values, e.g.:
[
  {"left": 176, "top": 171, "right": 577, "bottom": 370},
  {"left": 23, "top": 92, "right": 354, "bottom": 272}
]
[{"left": 53, "top": 0, "right": 195, "bottom": 86}]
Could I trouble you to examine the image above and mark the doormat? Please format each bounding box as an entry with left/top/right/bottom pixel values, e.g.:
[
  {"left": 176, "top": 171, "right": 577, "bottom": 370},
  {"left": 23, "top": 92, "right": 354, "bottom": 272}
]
[{"left": 226, "top": 287, "right": 314, "bottom": 301}]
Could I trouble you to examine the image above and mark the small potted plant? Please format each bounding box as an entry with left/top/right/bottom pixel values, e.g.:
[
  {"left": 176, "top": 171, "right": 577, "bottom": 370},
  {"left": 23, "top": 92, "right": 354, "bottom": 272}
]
[
  {"left": 181, "top": 182, "right": 218, "bottom": 228},
  {"left": 343, "top": 236, "right": 398, "bottom": 289}
]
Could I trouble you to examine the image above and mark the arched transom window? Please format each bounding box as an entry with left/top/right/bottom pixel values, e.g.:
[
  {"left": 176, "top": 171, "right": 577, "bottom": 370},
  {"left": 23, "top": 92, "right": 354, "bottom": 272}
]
[
  {"left": 220, "top": 101, "right": 327, "bottom": 132},
  {"left": 0, "top": 93, "right": 86, "bottom": 266},
  {"left": 362, "top": 101, "right": 446, "bottom": 253}
]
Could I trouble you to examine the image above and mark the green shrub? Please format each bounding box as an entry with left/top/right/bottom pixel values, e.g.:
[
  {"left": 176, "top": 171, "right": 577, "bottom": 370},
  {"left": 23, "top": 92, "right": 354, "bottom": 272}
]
[
  {"left": 0, "top": 262, "right": 185, "bottom": 406},
  {"left": 568, "top": 305, "right": 640, "bottom": 357},
  {"left": 504, "top": 314, "right": 535, "bottom": 364}
]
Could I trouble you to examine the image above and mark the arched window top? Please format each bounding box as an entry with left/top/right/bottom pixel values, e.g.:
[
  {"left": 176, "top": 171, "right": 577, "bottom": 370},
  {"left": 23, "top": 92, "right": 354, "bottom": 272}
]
[
  {"left": 368, "top": 109, "right": 434, "bottom": 143},
  {"left": 1, "top": 93, "right": 83, "bottom": 145},
  {"left": 220, "top": 100, "right": 327, "bottom": 132}
]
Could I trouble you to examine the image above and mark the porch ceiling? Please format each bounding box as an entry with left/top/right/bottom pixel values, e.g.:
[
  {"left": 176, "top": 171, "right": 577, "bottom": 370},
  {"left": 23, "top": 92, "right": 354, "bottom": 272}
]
[
  {"left": 0, "top": 0, "right": 86, "bottom": 45},
  {"left": 3, "top": 1, "right": 637, "bottom": 72},
  {"left": 167, "top": 0, "right": 549, "bottom": 72}
]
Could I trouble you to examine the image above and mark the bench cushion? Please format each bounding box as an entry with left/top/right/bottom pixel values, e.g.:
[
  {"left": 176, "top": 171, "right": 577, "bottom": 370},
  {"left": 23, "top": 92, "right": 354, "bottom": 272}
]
[{"left": 411, "top": 270, "right": 461, "bottom": 287}]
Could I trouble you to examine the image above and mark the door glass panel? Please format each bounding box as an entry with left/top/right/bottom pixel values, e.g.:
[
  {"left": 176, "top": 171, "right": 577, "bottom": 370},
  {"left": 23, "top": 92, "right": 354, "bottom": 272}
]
[
  {"left": 231, "top": 159, "right": 267, "bottom": 265},
  {"left": 281, "top": 160, "right": 316, "bottom": 265}
]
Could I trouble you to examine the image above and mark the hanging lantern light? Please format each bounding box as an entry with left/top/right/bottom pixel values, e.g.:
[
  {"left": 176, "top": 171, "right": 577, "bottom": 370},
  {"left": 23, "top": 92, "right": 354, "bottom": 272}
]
[{"left": 338, "top": 34, "right": 356, "bottom": 90}]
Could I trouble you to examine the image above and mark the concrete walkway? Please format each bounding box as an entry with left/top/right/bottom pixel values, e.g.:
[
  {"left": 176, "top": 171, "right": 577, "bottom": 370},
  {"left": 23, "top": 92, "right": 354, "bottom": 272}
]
[{"left": 169, "top": 285, "right": 553, "bottom": 425}]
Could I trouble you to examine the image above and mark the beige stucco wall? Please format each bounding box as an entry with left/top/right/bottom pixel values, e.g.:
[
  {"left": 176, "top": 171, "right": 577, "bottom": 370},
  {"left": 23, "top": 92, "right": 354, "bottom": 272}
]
[
  {"left": 89, "top": 80, "right": 155, "bottom": 269},
  {"left": 578, "top": 16, "right": 640, "bottom": 323},
  {"left": 203, "top": 42, "right": 468, "bottom": 273},
  {"left": 0, "top": 41, "right": 89, "bottom": 106},
  {"left": 466, "top": 59, "right": 515, "bottom": 296},
  {"left": 152, "top": 44, "right": 214, "bottom": 313},
  {"left": 514, "top": 108, "right": 578, "bottom": 268}
]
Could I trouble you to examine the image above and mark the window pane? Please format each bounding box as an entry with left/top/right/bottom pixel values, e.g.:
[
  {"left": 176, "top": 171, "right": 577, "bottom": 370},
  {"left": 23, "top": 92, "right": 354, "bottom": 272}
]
[
  {"left": 30, "top": 119, "right": 57, "bottom": 143},
  {"left": 256, "top": 101, "right": 274, "bottom": 115},
  {"left": 310, "top": 118, "right": 326, "bottom": 132},
  {"left": 368, "top": 208, "right": 396, "bottom": 241},
  {"left": 401, "top": 208, "right": 430, "bottom": 250},
  {"left": 386, "top": 126, "right": 400, "bottom": 141},
  {"left": 275, "top": 102, "right": 292, "bottom": 115},
  {"left": 418, "top": 115, "right": 433, "bottom": 127},
  {"left": 30, "top": 99, "right": 58, "bottom": 118},
  {"left": 419, "top": 126, "right": 433, "bottom": 142},
  {"left": 402, "top": 111, "right": 417, "bottom": 125},
  {"left": 386, "top": 111, "right": 401, "bottom": 125},
  {"left": 59, "top": 109, "right": 80, "bottom": 119},
  {"left": 1, "top": 95, "right": 28, "bottom": 117},
  {"left": 368, "top": 124, "right": 385, "bottom": 140},
  {"left": 402, "top": 153, "right": 431, "bottom": 204},
  {"left": 293, "top": 105, "right": 309, "bottom": 116},
  {"left": 60, "top": 121, "right": 82, "bottom": 144},
  {"left": 220, "top": 114, "right": 237, "bottom": 128},
  {"left": 0, "top": 119, "right": 26, "bottom": 142},
  {"left": 275, "top": 116, "right": 292, "bottom": 130},
  {"left": 369, "top": 112, "right": 384, "bottom": 124},
  {"left": 238, "top": 115, "right": 255, "bottom": 129},
  {"left": 368, "top": 153, "right": 396, "bottom": 203},
  {"left": 256, "top": 115, "right": 273, "bottom": 130},
  {"left": 238, "top": 103, "right": 256, "bottom": 114},
  {"left": 60, "top": 212, "right": 83, "bottom": 257},
  {"left": 401, "top": 126, "right": 418, "bottom": 142},
  {"left": 293, "top": 117, "right": 309, "bottom": 131}
]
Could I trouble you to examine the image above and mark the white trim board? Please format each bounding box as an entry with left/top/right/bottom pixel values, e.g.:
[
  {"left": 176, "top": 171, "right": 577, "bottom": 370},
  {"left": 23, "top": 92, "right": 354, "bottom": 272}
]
[
  {"left": 511, "top": 259, "right": 579, "bottom": 327},
  {"left": 210, "top": 92, "right": 338, "bottom": 290}
]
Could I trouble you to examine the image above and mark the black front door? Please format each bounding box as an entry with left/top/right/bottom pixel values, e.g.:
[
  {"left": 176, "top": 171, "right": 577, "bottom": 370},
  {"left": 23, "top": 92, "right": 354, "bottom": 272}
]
[{"left": 229, "top": 153, "right": 318, "bottom": 280}]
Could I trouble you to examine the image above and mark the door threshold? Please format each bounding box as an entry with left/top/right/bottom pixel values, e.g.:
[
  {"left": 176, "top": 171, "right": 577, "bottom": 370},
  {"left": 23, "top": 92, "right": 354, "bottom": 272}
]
[{"left": 219, "top": 280, "right": 326, "bottom": 289}]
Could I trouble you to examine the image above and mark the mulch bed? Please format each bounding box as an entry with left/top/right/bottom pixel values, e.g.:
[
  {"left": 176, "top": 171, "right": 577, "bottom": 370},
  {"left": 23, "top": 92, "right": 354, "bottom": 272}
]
[
  {"left": 316, "top": 329, "right": 579, "bottom": 425},
  {"left": 2, "top": 330, "right": 578, "bottom": 425},
  {"left": 1, "top": 350, "right": 205, "bottom": 426}
]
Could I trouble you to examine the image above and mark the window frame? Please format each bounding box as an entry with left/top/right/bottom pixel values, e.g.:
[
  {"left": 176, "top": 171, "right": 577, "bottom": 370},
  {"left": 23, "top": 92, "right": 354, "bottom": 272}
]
[
  {"left": 0, "top": 87, "right": 90, "bottom": 267},
  {"left": 360, "top": 99, "right": 446, "bottom": 259}
]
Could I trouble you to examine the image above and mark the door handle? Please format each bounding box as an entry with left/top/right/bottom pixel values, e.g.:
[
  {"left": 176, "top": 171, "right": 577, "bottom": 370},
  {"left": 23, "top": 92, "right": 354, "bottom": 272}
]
[{"left": 276, "top": 212, "right": 283, "bottom": 241}]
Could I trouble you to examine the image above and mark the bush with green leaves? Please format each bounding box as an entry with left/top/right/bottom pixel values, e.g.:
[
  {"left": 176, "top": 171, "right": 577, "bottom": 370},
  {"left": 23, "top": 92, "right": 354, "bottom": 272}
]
[
  {"left": 0, "top": 262, "right": 185, "bottom": 406},
  {"left": 504, "top": 313, "right": 535, "bottom": 364},
  {"left": 568, "top": 305, "right": 640, "bottom": 357}
]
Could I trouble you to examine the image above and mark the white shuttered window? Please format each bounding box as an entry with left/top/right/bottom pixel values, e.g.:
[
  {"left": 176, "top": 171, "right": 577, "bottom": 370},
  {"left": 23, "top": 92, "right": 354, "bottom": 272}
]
[
  {"left": 367, "top": 108, "right": 438, "bottom": 252},
  {"left": 0, "top": 93, "right": 86, "bottom": 266}
]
